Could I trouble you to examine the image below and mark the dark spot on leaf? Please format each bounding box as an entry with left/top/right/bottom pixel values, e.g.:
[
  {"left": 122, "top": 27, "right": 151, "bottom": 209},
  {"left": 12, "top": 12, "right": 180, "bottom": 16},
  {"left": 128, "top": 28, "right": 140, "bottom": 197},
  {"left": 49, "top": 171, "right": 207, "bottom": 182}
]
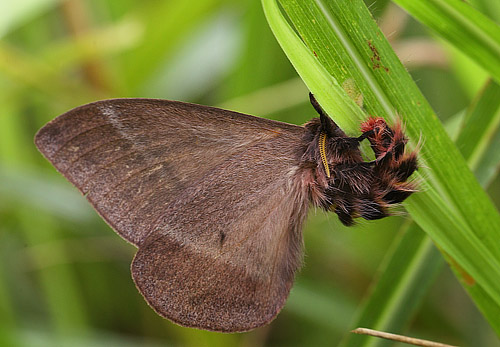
[{"left": 367, "top": 40, "right": 389, "bottom": 72}]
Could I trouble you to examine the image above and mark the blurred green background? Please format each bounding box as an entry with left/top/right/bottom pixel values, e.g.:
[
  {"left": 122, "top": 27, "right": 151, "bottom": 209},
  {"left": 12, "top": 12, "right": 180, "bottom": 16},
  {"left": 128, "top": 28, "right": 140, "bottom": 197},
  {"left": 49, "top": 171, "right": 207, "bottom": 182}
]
[{"left": 1, "top": 0, "right": 499, "bottom": 346}]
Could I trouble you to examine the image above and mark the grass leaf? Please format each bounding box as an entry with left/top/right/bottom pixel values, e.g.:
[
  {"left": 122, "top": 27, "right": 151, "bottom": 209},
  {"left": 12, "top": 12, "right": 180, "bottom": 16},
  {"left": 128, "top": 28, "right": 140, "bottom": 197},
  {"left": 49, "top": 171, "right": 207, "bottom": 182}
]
[
  {"left": 394, "top": 0, "right": 500, "bottom": 84},
  {"left": 342, "top": 79, "right": 500, "bottom": 345},
  {"left": 263, "top": 0, "right": 500, "bottom": 333}
]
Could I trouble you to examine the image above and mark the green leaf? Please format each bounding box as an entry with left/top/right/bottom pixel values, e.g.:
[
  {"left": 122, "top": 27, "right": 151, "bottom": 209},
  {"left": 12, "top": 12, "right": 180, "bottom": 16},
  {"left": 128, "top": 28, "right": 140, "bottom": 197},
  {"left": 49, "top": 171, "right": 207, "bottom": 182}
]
[
  {"left": 457, "top": 79, "right": 500, "bottom": 186},
  {"left": 0, "top": 0, "right": 59, "bottom": 38},
  {"left": 119, "top": 0, "right": 224, "bottom": 90},
  {"left": 341, "top": 79, "right": 500, "bottom": 346},
  {"left": 263, "top": 0, "right": 500, "bottom": 334},
  {"left": 394, "top": 0, "right": 500, "bottom": 84},
  {"left": 340, "top": 225, "right": 442, "bottom": 347}
]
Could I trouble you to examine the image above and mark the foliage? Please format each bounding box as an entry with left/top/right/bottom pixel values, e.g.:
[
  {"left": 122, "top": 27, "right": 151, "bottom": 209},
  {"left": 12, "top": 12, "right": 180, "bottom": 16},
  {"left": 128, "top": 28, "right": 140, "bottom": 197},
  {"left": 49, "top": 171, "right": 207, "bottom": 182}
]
[{"left": 1, "top": 0, "right": 499, "bottom": 346}]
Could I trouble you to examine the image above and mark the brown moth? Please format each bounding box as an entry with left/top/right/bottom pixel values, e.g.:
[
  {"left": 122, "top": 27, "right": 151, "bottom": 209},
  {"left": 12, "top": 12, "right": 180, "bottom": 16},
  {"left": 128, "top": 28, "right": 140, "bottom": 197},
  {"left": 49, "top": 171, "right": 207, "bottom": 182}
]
[{"left": 35, "top": 93, "right": 417, "bottom": 332}]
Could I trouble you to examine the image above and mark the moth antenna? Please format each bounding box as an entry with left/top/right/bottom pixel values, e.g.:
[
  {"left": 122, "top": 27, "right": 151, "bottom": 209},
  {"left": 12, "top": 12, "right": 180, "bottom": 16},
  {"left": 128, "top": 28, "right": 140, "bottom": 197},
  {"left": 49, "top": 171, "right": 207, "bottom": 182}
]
[
  {"left": 318, "top": 132, "right": 331, "bottom": 178},
  {"left": 309, "top": 93, "right": 340, "bottom": 137},
  {"left": 309, "top": 92, "right": 325, "bottom": 117}
]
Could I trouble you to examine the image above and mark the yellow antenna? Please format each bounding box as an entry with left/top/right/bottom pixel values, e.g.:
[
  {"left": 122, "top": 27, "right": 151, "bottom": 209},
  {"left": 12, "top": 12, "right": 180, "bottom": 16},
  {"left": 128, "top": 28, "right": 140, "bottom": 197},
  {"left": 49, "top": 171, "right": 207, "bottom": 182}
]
[{"left": 319, "top": 132, "right": 330, "bottom": 178}]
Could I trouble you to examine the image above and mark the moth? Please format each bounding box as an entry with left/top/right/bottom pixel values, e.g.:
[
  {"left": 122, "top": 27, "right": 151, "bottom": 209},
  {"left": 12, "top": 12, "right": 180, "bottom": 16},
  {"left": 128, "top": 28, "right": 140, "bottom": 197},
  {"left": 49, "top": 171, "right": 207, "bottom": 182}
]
[{"left": 35, "top": 93, "right": 417, "bottom": 332}]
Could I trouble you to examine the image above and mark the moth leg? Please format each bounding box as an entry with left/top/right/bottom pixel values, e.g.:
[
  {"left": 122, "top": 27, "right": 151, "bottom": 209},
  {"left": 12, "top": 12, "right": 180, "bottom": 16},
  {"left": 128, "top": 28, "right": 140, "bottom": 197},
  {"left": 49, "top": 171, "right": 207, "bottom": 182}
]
[
  {"left": 333, "top": 200, "right": 355, "bottom": 226},
  {"left": 329, "top": 194, "right": 389, "bottom": 226},
  {"left": 359, "top": 117, "right": 418, "bottom": 204},
  {"left": 331, "top": 157, "right": 417, "bottom": 222},
  {"left": 356, "top": 130, "right": 374, "bottom": 142},
  {"left": 357, "top": 197, "right": 389, "bottom": 221},
  {"left": 364, "top": 118, "right": 418, "bottom": 181}
]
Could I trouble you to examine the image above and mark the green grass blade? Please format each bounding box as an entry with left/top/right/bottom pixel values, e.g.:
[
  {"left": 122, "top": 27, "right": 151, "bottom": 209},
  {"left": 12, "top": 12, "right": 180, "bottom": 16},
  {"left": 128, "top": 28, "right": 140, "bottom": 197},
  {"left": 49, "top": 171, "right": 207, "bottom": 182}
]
[
  {"left": 262, "top": 0, "right": 500, "bottom": 333},
  {"left": 457, "top": 79, "right": 500, "bottom": 185},
  {"left": 0, "top": 108, "right": 90, "bottom": 341},
  {"left": 0, "top": 0, "right": 59, "bottom": 37},
  {"left": 394, "top": 0, "right": 500, "bottom": 84},
  {"left": 342, "top": 79, "right": 500, "bottom": 345},
  {"left": 262, "top": 0, "right": 364, "bottom": 130},
  {"left": 119, "top": 0, "right": 223, "bottom": 90},
  {"left": 0, "top": 259, "right": 18, "bottom": 346},
  {"left": 341, "top": 225, "right": 442, "bottom": 347}
]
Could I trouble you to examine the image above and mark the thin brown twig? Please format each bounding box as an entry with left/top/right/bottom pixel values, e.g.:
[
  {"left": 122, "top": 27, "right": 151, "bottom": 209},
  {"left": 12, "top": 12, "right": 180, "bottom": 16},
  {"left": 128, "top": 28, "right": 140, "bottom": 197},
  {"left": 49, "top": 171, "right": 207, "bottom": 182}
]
[{"left": 351, "top": 328, "right": 459, "bottom": 347}]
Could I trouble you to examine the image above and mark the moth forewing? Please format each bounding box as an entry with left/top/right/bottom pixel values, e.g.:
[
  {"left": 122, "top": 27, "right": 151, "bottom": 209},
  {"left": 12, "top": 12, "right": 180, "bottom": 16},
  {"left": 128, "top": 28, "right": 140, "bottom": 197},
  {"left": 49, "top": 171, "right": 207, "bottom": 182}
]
[{"left": 35, "top": 99, "right": 310, "bottom": 332}]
